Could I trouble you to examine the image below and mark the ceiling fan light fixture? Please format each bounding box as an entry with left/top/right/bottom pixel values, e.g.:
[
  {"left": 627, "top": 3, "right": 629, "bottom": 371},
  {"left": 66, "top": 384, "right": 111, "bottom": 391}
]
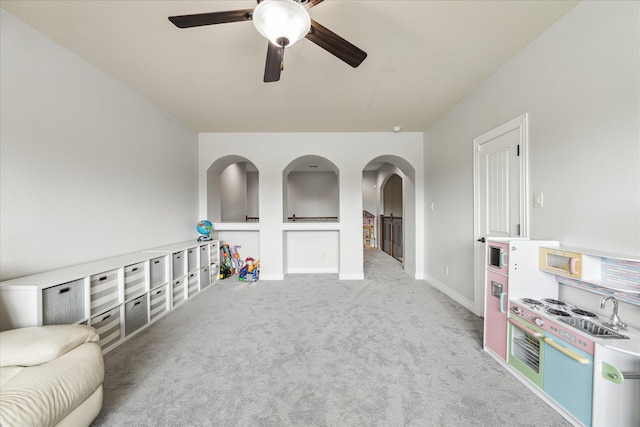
[{"left": 253, "top": 0, "right": 311, "bottom": 47}]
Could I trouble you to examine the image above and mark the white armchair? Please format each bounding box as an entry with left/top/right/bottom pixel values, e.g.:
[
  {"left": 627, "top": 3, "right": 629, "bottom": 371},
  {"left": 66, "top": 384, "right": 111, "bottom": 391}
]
[{"left": 0, "top": 325, "right": 104, "bottom": 427}]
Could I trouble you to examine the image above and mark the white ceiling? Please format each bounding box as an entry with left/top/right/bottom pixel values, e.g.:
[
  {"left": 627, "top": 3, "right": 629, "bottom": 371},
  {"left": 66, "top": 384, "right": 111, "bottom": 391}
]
[{"left": 1, "top": 0, "right": 578, "bottom": 133}]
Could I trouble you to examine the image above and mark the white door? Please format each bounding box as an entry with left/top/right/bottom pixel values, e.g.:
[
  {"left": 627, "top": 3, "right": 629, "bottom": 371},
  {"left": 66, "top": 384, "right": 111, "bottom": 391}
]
[{"left": 473, "top": 114, "right": 529, "bottom": 317}]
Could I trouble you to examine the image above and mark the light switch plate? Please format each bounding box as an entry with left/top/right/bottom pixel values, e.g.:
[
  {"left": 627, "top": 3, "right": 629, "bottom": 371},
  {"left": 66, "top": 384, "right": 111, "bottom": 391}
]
[{"left": 533, "top": 192, "right": 543, "bottom": 208}]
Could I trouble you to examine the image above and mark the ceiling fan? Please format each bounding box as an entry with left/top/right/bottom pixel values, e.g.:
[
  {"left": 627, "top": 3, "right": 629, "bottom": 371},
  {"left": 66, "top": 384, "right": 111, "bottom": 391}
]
[{"left": 168, "top": 0, "right": 367, "bottom": 82}]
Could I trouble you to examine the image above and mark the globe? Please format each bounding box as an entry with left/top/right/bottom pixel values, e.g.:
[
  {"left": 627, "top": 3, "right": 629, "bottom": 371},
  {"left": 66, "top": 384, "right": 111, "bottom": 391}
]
[{"left": 196, "top": 220, "right": 213, "bottom": 241}]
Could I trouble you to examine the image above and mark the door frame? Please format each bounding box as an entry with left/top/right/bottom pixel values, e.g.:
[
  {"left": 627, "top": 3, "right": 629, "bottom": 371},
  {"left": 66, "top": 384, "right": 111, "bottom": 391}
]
[{"left": 473, "top": 113, "right": 530, "bottom": 316}]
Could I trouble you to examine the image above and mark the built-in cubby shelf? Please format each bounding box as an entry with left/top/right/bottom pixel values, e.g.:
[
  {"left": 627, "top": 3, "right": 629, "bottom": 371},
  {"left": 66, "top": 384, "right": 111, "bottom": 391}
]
[
  {"left": 539, "top": 246, "right": 640, "bottom": 306},
  {"left": 0, "top": 240, "right": 220, "bottom": 353}
]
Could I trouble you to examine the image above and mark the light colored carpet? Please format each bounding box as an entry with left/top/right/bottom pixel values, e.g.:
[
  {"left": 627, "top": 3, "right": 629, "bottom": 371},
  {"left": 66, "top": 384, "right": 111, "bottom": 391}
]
[{"left": 92, "top": 249, "right": 571, "bottom": 426}]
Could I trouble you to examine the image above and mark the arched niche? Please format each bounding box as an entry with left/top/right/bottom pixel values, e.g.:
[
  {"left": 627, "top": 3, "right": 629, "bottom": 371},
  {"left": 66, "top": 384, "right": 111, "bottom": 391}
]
[
  {"left": 282, "top": 155, "right": 340, "bottom": 223},
  {"left": 206, "top": 155, "right": 259, "bottom": 223},
  {"left": 363, "top": 155, "right": 416, "bottom": 273}
]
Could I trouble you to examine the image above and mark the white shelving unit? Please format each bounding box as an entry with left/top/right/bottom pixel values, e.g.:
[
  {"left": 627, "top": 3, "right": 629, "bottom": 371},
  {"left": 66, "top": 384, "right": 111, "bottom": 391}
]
[
  {"left": 0, "top": 240, "right": 220, "bottom": 353},
  {"left": 539, "top": 246, "right": 640, "bottom": 306}
]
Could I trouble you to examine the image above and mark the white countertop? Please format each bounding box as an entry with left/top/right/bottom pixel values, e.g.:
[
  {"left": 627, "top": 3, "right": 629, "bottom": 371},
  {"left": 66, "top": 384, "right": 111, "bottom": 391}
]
[{"left": 592, "top": 320, "right": 640, "bottom": 357}]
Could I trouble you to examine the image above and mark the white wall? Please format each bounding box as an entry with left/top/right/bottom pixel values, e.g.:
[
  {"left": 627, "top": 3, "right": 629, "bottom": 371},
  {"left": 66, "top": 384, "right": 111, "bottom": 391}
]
[
  {"left": 0, "top": 10, "right": 199, "bottom": 280},
  {"left": 424, "top": 1, "right": 639, "bottom": 307},
  {"left": 362, "top": 171, "right": 377, "bottom": 216},
  {"left": 220, "top": 163, "right": 247, "bottom": 221},
  {"left": 200, "top": 133, "right": 424, "bottom": 280},
  {"left": 383, "top": 174, "right": 403, "bottom": 216},
  {"left": 286, "top": 231, "right": 339, "bottom": 274},
  {"left": 216, "top": 231, "right": 260, "bottom": 265},
  {"left": 287, "top": 172, "right": 339, "bottom": 219},
  {"left": 247, "top": 171, "right": 259, "bottom": 218}
]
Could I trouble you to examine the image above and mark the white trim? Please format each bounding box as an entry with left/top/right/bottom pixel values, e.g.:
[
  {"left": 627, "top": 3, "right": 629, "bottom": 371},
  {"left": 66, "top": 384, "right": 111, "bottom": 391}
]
[
  {"left": 339, "top": 273, "right": 365, "bottom": 280},
  {"left": 402, "top": 265, "right": 416, "bottom": 279},
  {"left": 472, "top": 113, "right": 530, "bottom": 316},
  {"left": 423, "top": 275, "right": 476, "bottom": 314},
  {"left": 286, "top": 267, "right": 339, "bottom": 274},
  {"left": 213, "top": 222, "right": 260, "bottom": 231},
  {"left": 258, "top": 274, "right": 285, "bottom": 280}
]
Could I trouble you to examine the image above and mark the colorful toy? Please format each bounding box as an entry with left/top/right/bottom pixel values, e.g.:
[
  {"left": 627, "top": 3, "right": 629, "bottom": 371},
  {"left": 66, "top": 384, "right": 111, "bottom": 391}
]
[
  {"left": 219, "top": 243, "right": 234, "bottom": 279},
  {"left": 238, "top": 258, "right": 260, "bottom": 282},
  {"left": 229, "top": 245, "right": 244, "bottom": 271},
  {"left": 220, "top": 243, "right": 259, "bottom": 281}
]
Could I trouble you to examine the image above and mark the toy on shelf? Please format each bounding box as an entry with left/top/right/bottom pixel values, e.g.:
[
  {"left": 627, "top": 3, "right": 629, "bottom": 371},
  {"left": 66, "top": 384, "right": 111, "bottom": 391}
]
[
  {"left": 238, "top": 258, "right": 260, "bottom": 282},
  {"left": 196, "top": 220, "right": 213, "bottom": 241}
]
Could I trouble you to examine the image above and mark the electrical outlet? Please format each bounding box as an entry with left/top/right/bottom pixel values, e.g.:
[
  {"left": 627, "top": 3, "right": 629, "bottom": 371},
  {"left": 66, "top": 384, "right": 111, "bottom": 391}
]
[{"left": 444, "top": 266, "right": 449, "bottom": 276}]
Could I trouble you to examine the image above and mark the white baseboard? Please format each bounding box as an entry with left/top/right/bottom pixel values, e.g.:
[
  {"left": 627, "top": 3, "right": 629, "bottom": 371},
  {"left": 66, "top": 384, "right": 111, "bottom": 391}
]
[
  {"left": 339, "top": 273, "right": 365, "bottom": 280},
  {"left": 259, "top": 273, "right": 285, "bottom": 281},
  {"left": 403, "top": 266, "right": 416, "bottom": 278},
  {"left": 423, "top": 274, "right": 476, "bottom": 314},
  {"left": 287, "top": 267, "right": 339, "bottom": 274}
]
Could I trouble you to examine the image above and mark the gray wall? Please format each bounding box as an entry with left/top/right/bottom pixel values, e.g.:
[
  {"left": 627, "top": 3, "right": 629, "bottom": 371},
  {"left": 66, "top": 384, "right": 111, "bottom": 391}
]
[
  {"left": 424, "top": 1, "right": 639, "bottom": 306},
  {"left": 287, "top": 172, "right": 339, "bottom": 219},
  {"left": 220, "top": 163, "right": 248, "bottom": 222},
  {"left": 0, "top": 10, "right": 199, "bottom": 280},
  {"left": 247, "top": 172, "right": 259, "bottom": 218},
  {"left": 383, "top": 174, "right": 403, "bottom": 217}
]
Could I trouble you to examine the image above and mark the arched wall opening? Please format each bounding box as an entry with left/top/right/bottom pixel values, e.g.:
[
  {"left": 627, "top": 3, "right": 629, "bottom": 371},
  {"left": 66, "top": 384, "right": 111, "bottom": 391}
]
[
  {"left": 206, "top": 155, "right": 260, "bottom": 264},
  {"left": 283, "top": 155, "right": 340, "bottom": 274},
  {"left": 198, "top": 132, "right": 424, "bottom": 281},
  {"left": 363, "top": 155, "right": 416, "bottom": 275},
  {"left": 206, "top": 155, "right": 259, "bottom": 223},
  {"left": 282, "top": 155, "right": 340, "bottom": 223}
]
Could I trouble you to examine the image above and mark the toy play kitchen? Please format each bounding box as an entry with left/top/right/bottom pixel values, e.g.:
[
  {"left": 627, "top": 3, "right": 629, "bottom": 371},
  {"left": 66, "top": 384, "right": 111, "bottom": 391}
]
[{"left": 483, "top": 239, "right": 640, "bottom": 427}]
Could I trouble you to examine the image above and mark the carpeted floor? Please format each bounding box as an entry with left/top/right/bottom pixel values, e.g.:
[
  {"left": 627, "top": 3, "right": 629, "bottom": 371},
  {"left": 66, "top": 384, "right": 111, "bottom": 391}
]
[{"left": 92, "top": 249, "right": 572, "bottom": 426}]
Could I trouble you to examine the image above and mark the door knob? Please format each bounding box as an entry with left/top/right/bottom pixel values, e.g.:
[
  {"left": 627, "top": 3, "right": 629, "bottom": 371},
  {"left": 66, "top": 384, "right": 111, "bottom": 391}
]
[{"left": 477, "top": 237, "right": 486, "bottom": 243}]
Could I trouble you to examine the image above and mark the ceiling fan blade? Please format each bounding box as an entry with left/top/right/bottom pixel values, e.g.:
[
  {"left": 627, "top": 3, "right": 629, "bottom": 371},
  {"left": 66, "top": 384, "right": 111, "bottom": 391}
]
[
  {"left": 256, "top": 0, "right": 323, "bottom": 6},
  {"left": 305, "top": 19, "right": 367, "bottom": 68},
  {"left": 264, "top": 42, "right": 284, "bottom": 82},
  {"left": 302, "top": 0, "right": 325, "bottom": 9},
  {"left": 168, "top": 9, "right": 254, "bottom": 28}
]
